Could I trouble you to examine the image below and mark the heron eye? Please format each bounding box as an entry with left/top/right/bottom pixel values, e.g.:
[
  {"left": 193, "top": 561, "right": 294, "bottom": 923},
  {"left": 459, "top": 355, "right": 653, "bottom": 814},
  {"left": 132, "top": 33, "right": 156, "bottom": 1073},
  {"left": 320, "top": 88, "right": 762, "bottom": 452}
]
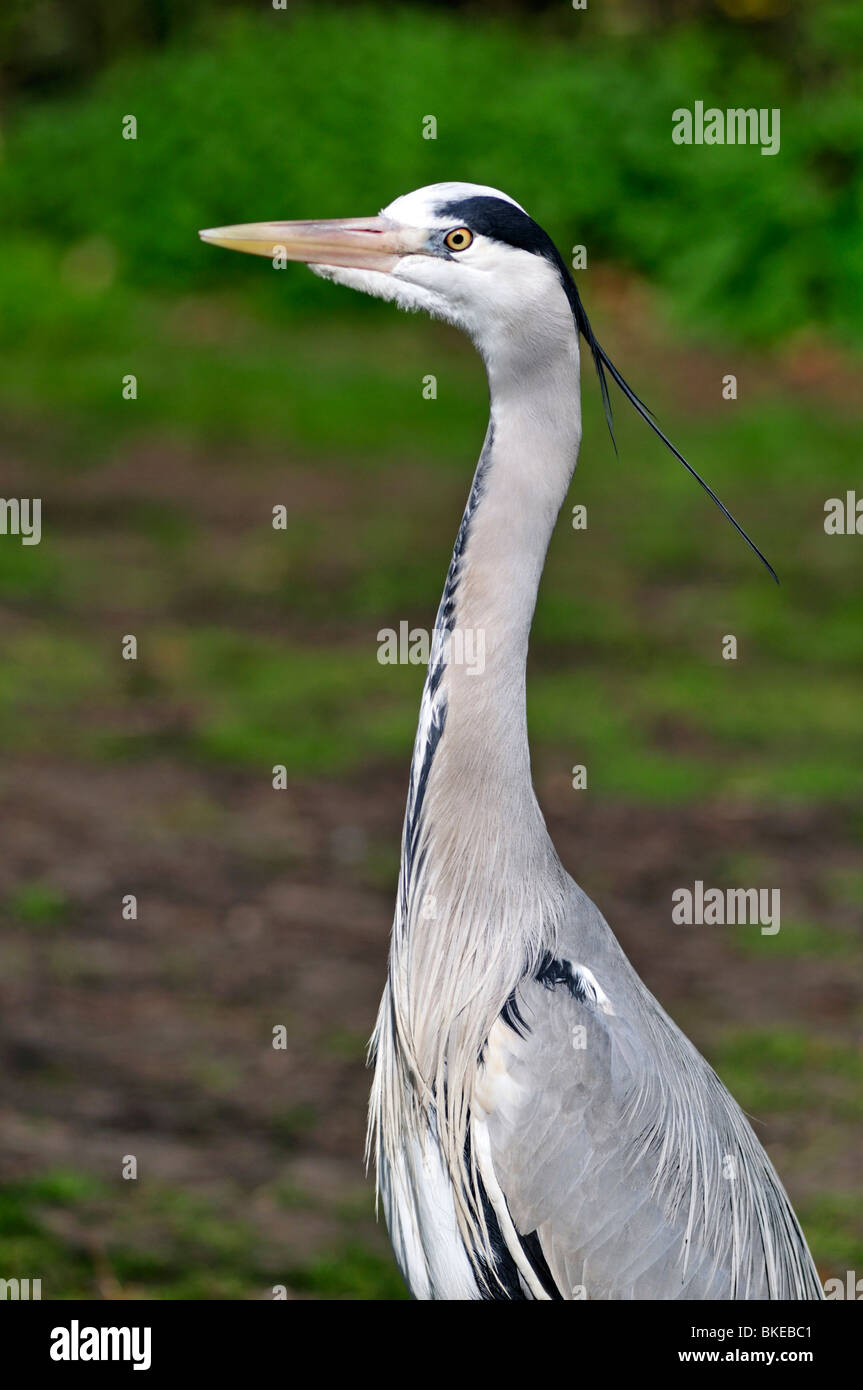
[{"left": 444, "top": 227, "right": 473, "bottom": 252}]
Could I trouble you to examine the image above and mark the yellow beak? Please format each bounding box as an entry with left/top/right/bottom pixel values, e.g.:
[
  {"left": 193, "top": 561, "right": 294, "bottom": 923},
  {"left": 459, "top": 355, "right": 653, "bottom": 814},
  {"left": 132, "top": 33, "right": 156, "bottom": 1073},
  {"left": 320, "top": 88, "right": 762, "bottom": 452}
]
[{"left": 199, "top": 216, "right": 426, "bottom": 272}]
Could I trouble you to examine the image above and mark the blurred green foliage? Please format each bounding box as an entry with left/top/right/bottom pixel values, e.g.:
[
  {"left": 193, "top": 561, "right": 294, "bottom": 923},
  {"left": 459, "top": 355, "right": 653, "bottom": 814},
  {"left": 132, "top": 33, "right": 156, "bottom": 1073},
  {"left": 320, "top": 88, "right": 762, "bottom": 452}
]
[{"left": 1, "top": 3, "right": 862, "bottom": 344}]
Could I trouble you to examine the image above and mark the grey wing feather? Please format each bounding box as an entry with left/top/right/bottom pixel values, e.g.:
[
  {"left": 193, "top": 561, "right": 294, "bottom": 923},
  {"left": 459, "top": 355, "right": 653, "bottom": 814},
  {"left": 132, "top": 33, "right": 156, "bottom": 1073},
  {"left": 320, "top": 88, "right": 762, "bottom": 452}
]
[{"left": 479, "top": 879, "right": 823, "bottom": 1300}]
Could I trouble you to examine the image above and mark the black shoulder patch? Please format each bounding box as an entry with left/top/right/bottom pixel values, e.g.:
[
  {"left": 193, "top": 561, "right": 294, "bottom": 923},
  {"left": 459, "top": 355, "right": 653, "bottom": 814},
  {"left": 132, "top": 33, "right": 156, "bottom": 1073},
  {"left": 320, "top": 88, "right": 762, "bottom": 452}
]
[
  {"left": 535, "top": 951, "right": 595, "bottom": 1005},
  {"left": 499, "top": 953, "right": 606, "bottom": 1040}
]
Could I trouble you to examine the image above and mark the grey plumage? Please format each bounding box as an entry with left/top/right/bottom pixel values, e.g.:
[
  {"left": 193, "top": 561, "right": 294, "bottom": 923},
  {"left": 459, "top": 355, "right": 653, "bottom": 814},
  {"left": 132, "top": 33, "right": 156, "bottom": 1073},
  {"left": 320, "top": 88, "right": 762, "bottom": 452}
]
[
  {"left": 360, "top": 184, "right": 819, "bottom": 1301},
  {"left": 200, "top": 181, "right": 822, "bottom": 1301},
  {"left": 478, "top": 883, "right": 821, "bottom": 1299}
]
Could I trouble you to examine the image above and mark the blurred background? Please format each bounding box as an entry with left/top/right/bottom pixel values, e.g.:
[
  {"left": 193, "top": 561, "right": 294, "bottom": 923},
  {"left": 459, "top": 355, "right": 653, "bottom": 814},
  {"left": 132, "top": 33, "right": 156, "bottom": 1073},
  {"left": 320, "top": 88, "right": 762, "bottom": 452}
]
[{"left": 0, "top": 0, "right": 861, "bottom": 1299}]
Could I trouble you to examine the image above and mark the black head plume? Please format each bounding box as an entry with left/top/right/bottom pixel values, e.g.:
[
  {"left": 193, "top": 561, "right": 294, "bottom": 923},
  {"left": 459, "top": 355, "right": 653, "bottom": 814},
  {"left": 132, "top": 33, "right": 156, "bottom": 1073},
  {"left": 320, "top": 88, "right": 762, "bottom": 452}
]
[
  {"left": 567, "top": 280, "right": 778, "bottom": 585},
  {"left": 436, "top": 193, "right": 777, "bottom": 583}
]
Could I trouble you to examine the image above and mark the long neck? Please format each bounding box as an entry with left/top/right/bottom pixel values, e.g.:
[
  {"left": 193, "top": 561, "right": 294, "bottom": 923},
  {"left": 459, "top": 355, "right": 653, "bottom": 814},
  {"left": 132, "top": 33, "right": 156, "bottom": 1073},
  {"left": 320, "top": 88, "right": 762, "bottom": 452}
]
[
  {"left": 430, "top": 340, "right": 582, "bottom": 821},
  {"left": 390, "top": 318, "right": 582, "bottom": 1062},
  {"left": 371, "top": 311, "right": 583, "bottom": 1226}
]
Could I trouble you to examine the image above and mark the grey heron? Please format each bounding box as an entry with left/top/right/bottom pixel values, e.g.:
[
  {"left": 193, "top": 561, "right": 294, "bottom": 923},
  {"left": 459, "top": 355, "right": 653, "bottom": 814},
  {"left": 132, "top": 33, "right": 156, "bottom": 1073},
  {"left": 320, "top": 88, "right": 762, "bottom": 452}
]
[{"left": 201, "top": 182, "right": 821, "bottom": 1300}]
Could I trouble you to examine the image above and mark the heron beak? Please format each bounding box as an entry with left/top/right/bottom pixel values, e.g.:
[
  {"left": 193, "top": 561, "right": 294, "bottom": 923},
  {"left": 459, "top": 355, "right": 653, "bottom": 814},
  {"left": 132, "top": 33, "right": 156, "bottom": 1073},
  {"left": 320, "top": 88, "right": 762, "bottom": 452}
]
[{"left": 198, "top": 216, "right": 425, "bottom": 272}]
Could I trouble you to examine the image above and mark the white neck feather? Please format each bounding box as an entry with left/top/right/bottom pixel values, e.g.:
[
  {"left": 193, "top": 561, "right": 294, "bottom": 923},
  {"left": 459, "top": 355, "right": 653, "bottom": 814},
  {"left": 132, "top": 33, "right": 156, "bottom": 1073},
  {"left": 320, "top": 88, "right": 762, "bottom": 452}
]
[
  {"left": 370, "top": 289, "right": 583, "bottom": 1254},
  {"left": 440, "top": 332, "right": 582, "bottom": 819}
]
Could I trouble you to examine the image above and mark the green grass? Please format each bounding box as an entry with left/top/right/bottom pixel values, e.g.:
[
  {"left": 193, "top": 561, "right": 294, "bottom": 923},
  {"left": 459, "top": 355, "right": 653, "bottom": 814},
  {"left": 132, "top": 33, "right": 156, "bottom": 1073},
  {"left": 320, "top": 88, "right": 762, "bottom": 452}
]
[
  {"left": 0, "top": 1168, "right": 403, "bottom": 1300},
  {"left": 824, "top": 867, "right": 863, "bottom": 908},
  {"left": 712, "top": 1030, "right": 863, "bottom": 1121},
  {"left": 0, "top": 246, "right": 483, "bottom": 464},
  {"left": 732, "top": 919, "right": 858, "bottom": 959},
  {"left": 6, "top": 882, "right": 69, "bottom": 926},
  {"left": 286, "top": 1244, "right": 408, "bottom": 1300},
  {"left": 0, "top": 290, "right": 858, "bottom": 803},
  {"left": 798, "top": 1194, "right": 863, "bottom": 1275},
  {"left": 0, "top": 612, "right": 859, "bottom": 800}
]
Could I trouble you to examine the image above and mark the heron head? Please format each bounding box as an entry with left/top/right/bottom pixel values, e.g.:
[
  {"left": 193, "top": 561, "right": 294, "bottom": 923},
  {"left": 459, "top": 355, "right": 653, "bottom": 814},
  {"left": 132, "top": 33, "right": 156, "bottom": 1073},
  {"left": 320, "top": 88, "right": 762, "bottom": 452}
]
[
  {"left": 199, "top": 181, "right": 576, "bottom": 359},
  {"left": 200, "top": 181, "right": 778, "bottom": 582}
]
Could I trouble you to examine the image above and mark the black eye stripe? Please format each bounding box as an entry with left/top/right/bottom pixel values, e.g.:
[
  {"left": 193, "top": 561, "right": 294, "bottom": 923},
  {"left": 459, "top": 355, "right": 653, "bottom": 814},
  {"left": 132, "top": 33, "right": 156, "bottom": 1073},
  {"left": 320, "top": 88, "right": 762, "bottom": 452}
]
[{"left": 436, "top": 197, "right": 554, "bottom": 259}]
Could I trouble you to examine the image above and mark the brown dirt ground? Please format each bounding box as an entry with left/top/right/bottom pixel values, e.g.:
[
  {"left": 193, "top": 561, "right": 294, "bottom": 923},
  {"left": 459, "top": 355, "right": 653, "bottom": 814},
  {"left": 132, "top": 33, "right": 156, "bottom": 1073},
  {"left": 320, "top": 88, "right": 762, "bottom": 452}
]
[{"left": 1, "top": 755, "right": 860, "bottom": 1292}]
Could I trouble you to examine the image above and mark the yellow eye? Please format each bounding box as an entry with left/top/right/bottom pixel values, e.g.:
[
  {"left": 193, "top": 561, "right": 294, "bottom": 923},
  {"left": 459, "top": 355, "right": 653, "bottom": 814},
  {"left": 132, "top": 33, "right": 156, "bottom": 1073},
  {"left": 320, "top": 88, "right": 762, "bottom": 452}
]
[{"left": 444, "top": 227, "right": 473, "bottom": 252}]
